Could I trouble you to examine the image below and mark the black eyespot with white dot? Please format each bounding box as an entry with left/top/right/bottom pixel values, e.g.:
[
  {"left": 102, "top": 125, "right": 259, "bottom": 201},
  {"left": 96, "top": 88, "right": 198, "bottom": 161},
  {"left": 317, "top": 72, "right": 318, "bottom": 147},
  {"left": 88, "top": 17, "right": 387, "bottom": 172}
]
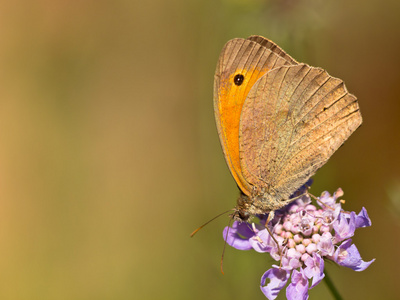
[{"left": 233, "top": 74, "right": 244, "bottom": 86}]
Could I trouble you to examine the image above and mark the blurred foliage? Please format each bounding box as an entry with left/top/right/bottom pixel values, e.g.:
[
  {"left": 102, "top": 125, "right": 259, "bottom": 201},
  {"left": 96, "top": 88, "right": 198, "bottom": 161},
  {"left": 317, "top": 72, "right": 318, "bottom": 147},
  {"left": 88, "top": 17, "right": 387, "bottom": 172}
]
[{"left": 0, "top": 0, "right": 398, "bottom": 299}]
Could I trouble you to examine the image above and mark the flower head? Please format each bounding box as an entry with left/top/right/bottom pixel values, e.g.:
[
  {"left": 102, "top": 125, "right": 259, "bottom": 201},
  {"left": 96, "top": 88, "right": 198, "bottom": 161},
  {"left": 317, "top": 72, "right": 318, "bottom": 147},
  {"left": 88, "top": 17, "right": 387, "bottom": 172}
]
[{"left": 223, "top": 184, "right": 375, "bottom": 300}]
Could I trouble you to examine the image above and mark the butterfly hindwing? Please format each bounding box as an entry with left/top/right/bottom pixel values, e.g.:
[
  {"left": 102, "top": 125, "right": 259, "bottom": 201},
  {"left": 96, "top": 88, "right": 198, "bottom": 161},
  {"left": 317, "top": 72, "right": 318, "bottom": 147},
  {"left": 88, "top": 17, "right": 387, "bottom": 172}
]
[{"left": 239, "top": 63, "right": 362, "bottom": 203}]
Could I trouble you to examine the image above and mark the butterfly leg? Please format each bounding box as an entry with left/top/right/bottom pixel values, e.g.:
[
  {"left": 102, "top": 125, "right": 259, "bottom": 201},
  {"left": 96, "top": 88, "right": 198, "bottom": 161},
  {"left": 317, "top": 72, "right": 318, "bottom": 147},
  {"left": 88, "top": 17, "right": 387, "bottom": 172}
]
[
  {"left": 264, "top": 210, "right": 283, "bottom": 255},
  {"left": 279, "top": 190, "right": 309, "bottom": 206}
]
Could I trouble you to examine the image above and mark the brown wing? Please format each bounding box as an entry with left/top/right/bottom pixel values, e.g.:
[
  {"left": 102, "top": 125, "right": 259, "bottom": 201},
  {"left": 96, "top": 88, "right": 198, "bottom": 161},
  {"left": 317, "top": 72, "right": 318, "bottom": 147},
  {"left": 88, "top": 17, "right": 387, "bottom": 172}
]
[
  {"left": 247, "top": 35, "right": 298, "bottom": 65},
  {"left": 239, "top": 63, "right": 362, "bottom": 201},
  {"left": 214, "top": 37, "right": 296, "bottom": 196}
]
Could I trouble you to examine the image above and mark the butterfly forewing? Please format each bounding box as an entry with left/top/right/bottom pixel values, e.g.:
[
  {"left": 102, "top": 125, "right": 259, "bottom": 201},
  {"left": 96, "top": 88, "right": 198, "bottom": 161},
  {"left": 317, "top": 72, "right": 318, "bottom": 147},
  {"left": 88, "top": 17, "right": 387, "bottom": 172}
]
[
  {"left": 247, "top": 35, "right": 298, "bottom": 65},
  {"left": 239, "top": 63, "right": 362, "bottom": 205},
  {"left": 214, "top": 38, "right": 295, "bottom": 196}
]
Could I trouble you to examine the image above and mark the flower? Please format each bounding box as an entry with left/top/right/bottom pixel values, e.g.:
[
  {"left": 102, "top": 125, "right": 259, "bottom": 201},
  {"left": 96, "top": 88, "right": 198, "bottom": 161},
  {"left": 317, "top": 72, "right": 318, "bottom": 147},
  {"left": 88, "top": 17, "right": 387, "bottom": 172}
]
[{"left": 223, "top": 184, "right": 375, "bottom": 300}]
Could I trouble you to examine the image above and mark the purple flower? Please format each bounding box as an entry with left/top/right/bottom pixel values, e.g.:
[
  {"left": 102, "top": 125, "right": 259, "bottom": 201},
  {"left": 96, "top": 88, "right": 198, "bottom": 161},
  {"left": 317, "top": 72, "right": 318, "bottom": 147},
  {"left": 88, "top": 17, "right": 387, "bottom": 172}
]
[
  {"left": 249, "top": 225, "right": 277, "bottom": 253},
  {"left": 286, "top": 269, "right": 309, "bottom": 300},
  {"left": 304, "top": 254, "right": 324, "bottom": 288},
  {"left": 317, "top": 233, "right": 334, "bottom": 256},
  {"left": 333, "top": 212, "right": 356, "bottom": 242},
  {"left": 261, "top": 267, "right": 290, "bottom": 299},
  {"left": 333, "top": 239, "right": 375, "bottom": 271},
  {"left": 223, "top": 221, "right": 253, "bottom": 250},
  {"left": 223, "top": 185, "right": 375, "bottom": 300},
  {"left": 355, "top": 207, "right": 372, "bottom": 228}
]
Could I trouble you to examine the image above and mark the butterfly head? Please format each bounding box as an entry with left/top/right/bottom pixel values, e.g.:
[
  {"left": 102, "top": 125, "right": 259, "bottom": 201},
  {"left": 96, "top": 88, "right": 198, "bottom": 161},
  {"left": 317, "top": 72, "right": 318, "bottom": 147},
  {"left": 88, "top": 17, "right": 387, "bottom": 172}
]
[{"left": 234, "top": 191, "right": 263, "bottom": 222}]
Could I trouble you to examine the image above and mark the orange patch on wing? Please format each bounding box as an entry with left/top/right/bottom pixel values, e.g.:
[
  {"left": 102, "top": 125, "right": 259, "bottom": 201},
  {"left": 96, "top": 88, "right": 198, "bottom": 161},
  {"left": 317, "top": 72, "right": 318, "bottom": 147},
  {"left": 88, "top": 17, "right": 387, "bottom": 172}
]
[{"left": 217, "top": 66, "right": 271, "bottom": 196}]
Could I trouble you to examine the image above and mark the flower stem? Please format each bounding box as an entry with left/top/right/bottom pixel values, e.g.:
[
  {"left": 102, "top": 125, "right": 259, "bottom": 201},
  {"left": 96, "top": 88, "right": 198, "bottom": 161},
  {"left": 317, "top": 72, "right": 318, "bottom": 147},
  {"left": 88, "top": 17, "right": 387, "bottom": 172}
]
[{"left": 324, "top": 269, "right": 343, "bottom": 300}]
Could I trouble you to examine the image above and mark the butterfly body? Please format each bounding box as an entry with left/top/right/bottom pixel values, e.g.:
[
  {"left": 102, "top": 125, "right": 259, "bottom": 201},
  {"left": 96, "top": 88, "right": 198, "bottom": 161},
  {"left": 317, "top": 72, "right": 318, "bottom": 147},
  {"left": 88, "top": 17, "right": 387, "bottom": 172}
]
[{"left": 214, "top": 36, "right": 362, "bottom": 221}]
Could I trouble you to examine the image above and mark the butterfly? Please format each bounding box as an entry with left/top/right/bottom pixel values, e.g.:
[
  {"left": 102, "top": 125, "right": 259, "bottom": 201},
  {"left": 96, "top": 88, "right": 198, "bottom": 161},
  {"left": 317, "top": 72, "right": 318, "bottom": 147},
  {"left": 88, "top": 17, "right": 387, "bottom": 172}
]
[{"left": 213, "top": 36, "right": 362, "bottom": 221}]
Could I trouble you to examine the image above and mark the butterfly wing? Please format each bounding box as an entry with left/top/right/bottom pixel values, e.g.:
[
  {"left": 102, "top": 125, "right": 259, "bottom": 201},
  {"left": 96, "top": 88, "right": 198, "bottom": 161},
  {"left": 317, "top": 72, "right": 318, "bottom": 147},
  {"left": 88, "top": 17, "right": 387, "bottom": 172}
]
[
  {"left": 247, "top": 35, "right": 298, "bottom": 65},
  {"left": 214, "top": 37, "right": 296, "bottom": 196},
  {"left": 239, "top": 63, "right": 362, "bottom": 204}
]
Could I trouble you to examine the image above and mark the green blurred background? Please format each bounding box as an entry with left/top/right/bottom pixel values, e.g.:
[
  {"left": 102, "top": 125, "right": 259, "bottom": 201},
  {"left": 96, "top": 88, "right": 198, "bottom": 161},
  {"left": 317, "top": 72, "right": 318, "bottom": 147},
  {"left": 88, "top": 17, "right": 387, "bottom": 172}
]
[{"left": 0, "top": 0, "right": 398, "bottom": 299}]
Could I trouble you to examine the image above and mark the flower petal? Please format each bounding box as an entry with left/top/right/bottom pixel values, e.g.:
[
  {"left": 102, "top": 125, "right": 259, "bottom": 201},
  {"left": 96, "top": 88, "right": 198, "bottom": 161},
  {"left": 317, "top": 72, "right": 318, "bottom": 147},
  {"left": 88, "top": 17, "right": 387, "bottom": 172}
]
[
  {"left": 334, "top": 239, "right": 375, "bottom": 271},
  {"left": 333, "top": 212, "right": 356, "bottom": 242},
  {"left": 286, "top": 269, "right": 309, "bottom": 300},
  {"left": 355, "top": 207, "right": 372, "bottom": 228},
  {"left": 223, "top": 221, "right": 253, "bottom": 250},
  {"left": 304, "top": 254, "right": 325, "bottom": 288},
  {"left": 317, "top": 233, "right": 334, "bottom": 256},
  {"left": 260, "top": 267, "right": 290, "bottom": 300},
  {"left": 249, "top": 228, "right": 276, "bottom": 253}
]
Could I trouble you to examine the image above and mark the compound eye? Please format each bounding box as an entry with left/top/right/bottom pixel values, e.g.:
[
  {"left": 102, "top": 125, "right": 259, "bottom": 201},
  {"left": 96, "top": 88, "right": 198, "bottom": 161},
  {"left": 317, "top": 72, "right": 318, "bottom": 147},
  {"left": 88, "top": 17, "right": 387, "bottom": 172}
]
[{"left": 238, "top": 211, "right": 250, "bottom": 222}]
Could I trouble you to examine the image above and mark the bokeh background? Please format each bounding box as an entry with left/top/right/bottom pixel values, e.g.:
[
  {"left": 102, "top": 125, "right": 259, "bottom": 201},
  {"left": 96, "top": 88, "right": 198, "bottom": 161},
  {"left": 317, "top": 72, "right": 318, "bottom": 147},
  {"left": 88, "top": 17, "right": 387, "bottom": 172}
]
[{"left": 0, "top": 0, "right": 398, "bottom": 299}]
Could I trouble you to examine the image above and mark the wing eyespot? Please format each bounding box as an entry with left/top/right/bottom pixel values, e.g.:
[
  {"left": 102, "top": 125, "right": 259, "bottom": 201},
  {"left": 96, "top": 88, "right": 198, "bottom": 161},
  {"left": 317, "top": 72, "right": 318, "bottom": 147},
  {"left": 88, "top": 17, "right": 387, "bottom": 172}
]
[{"left": 233, "top": 74, "right": 245, "bottom": 86}]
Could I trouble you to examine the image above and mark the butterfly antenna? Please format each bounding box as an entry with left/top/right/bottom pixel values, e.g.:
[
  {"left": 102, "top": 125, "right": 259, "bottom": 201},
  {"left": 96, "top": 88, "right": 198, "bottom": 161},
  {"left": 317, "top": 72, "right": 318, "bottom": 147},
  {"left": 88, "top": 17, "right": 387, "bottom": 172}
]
[
  {"left": 190, "top": 209, "right": 233, "bottom": 237},
  {"left": 220, "top": 215, "right": 234, "bottom": 274}
]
